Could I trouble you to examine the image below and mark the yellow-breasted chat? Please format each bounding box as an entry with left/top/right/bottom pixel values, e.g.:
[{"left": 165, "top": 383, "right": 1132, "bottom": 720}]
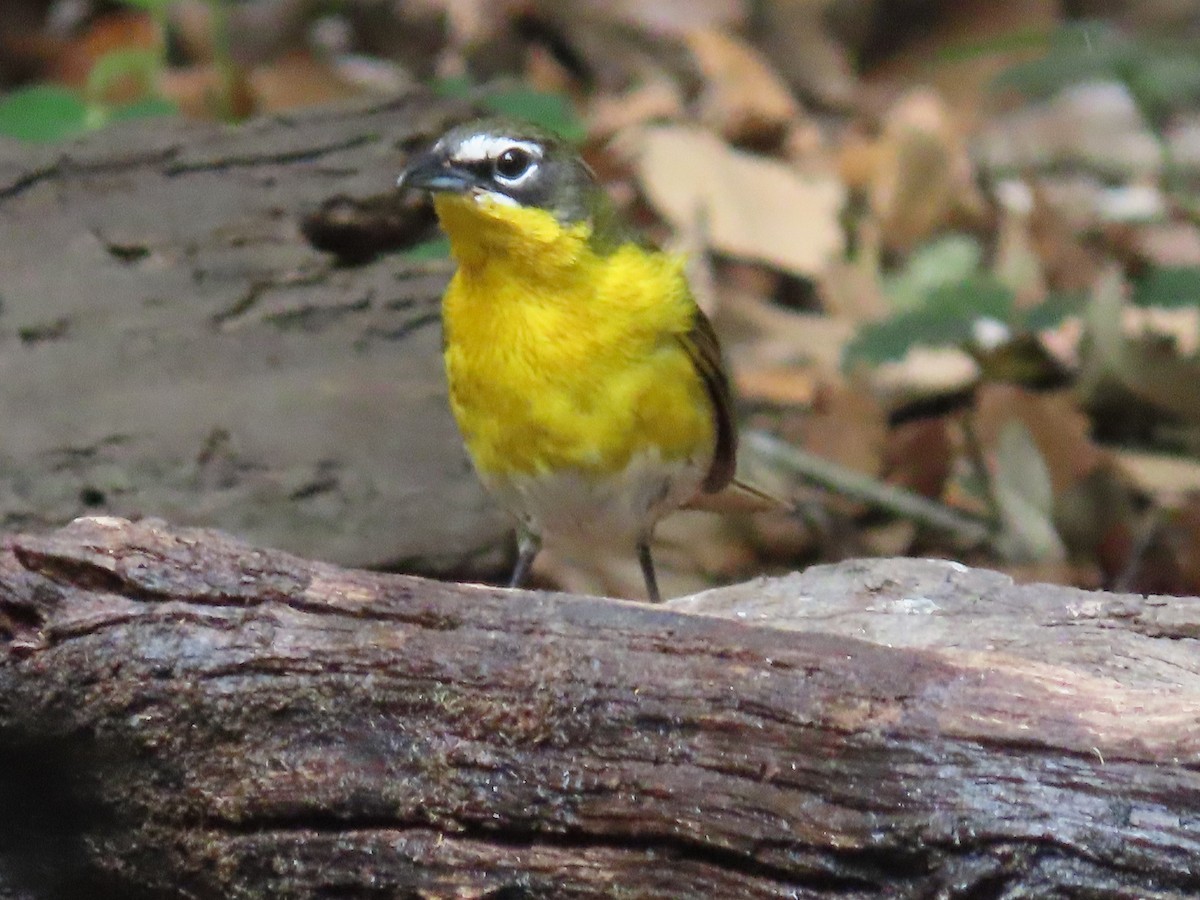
[{"left": 398, "top": 118, "right": 740, "bottom": 603}]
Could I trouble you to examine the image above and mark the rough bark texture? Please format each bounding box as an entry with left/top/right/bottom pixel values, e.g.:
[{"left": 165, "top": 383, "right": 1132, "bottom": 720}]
[
  {"left": 1, "top": 517, "right": 1198, "bottom": 899},
  {"left": 0, "top": 92, "right": 510, "bottom": 577}
]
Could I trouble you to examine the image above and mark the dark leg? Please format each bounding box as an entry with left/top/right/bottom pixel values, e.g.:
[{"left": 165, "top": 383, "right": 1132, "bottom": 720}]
[
  {"left": 509, "top": 529, "right": 541, "bottom": 589},
  {"left": 637, "top": 540, "right": 662, "bottom": 604}
]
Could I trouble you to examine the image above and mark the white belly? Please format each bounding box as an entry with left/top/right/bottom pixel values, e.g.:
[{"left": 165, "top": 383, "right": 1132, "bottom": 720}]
[{"left": 481, "top": 450, "right": 707, "bottom": 551}]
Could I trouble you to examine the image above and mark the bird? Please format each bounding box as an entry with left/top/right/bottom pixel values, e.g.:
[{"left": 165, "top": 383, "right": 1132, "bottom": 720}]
[{"left": 398, "top": 117, "right": 742, "bottom": 603}]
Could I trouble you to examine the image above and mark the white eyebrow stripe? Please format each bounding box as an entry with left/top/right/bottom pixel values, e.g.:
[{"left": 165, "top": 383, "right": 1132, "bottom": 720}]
[{"left": 453, "top": 135, "right": 543, "bottom": 163}]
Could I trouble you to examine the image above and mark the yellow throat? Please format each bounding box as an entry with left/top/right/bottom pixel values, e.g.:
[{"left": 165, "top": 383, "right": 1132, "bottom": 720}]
[{"left": 435, "top": 193, "right": 715, "bottom": 481}]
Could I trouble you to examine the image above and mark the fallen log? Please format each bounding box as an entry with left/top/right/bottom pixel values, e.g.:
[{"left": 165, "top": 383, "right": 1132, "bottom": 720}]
[
  {"left": 1, "top": 516, "right": 1198, "bottom": 898},
  {"left": 0, "top": 92, "right": 509, "bottom": 577}
]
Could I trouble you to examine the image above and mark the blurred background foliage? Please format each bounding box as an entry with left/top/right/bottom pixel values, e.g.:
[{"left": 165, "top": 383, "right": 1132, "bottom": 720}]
[{"left": 4, "top": 0, "right": 1200, "bottom": 597}]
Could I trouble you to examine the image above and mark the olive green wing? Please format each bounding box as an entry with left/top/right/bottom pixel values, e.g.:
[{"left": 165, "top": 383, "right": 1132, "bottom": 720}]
[{"left": 677, "top": 308, "right": 737, "bottom": 493}]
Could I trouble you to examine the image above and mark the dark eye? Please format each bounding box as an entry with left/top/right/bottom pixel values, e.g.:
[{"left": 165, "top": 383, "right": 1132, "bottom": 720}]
[{"left": 495, "top": 147, "right": 534, "bottom": 180}]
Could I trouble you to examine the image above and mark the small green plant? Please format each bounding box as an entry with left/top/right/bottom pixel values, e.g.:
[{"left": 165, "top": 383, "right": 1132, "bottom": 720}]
[
  {"left": 0, "top": 0, "right": 173, "bottom": 142},
  {"left": 949, "top": 20, "right": 1200, "bottom": 197},
  {"left": 398, "top": 236, "right": 451, "bottom": 261},
  {"left": 0, "top": 0, "right": 237, "bottom": 143},
  {"left": 842, "top": 233, "right": 1095, "bottom": 367},
  {"left": 842, "top": 239, "right": 1198, "bottom": 368},
  {"left": 992, "top": 22, "right": 1200, "bottom": 135},
  {"left": 435, "top": 77, "right": 585, "bottom": 141}
]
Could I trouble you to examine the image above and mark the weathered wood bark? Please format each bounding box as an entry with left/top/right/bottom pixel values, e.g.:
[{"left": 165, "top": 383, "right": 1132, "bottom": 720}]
[
  {"left": 0, "top": 93, "right": 510, "bottom": 576},
  {"left": 1, "top": 517, "right": 1198, "bottom": 898}
]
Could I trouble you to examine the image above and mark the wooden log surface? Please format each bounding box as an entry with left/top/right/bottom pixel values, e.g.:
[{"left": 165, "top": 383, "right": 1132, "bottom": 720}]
[
  {"left": 0, "top": 92, "right": 510, "bottom": 577},
  {"left": 1, "top": 516, "right": 1198, "bottom": 898}
]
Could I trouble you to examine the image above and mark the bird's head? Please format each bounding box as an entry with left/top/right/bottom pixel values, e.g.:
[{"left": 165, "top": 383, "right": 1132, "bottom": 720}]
[{"left": 398, "top": 118, "right": 624, "bottom": 258}]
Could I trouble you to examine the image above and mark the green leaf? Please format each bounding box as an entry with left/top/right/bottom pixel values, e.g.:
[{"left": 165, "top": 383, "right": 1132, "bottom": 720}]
[
  {"left": 114, "top": 0, "right": 173, "bottom": 13},
  {"left": 480, "top": 85, "right": 584, "bottom": 141},
  {"left": 432, "top": 75, "right": 474, "bottom": 100},
  {"left": 399, "top": 236, "right": 451, "bottom": 261},
  {"left": 845, "top": 277, "right": 1014, "bottom": 366},
  {"left": 0, "top": 85, "right": 89, "bottom": 142},
  {"left": 936, "top": 25, "right": 1057, "bottom": 64},
  {"left": 990, "top": 20, "right": 1200, "bottom": 132},
  {"left": 1022, "top": 289, "right": 1087, "bottom": 331},
  {"left": 108, "top": 96, "right": 178, "bottom": 124},
  {"left": 86, "top": 47, "right": 162, "bottom": 106},
  {"left": 1128, "top": 52, "right": 1200, "bottom": 126},
  {"left": 435, "top": 77, "right": 585, "bottom": 141},
  {"left": 884, "top": 234, "right": 984, "bottom": 312},
  {"left": 992, "top": 22, "right": 1128, "bottom": 100},
  {"left": 1132, "top": 265, "right": 1200, "bottom": 309}
]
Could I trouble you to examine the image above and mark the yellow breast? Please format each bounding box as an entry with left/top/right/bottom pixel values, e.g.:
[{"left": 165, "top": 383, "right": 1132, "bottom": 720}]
[{"left": 435, "top": 194, "right": 714, "bottom": 480}]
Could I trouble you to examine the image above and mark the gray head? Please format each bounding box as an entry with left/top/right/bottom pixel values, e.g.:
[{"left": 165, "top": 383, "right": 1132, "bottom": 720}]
[{"left": 398, "top": 118, "right": 616, "bottom": 233}]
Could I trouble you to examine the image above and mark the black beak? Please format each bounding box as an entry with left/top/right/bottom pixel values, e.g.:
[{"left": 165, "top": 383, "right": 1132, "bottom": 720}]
[{"left": 397, "top": 151, "right": 474, "bottom": 193}]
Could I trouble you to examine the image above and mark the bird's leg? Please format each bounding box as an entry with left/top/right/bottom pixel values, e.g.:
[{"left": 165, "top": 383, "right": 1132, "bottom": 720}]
[
  {"left": 637, "top": 540, "right": 662, "bottom": 604},
  {"left": 509, "top": 528, "right": 542, "bottom": 589}
]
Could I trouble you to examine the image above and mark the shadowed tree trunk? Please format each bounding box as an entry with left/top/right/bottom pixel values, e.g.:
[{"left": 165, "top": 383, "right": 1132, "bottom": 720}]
[{"left": 1, "top": 516, "right": 1197, "bottom": 898}]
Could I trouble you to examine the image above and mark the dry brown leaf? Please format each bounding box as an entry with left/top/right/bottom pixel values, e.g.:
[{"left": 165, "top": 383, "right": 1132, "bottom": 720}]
[
  {"left": 553, "top": 0, "right": 746, "bottom": 36},
  {"left": 860, "top": 0, "right": 1058, "bottom": 128},
  {"left": 871, "top": 347, "right": 979, "bottom": 401},
  {"left": 790, "top": 380, "right": 887, "bottom": 479},
  {"left": 993, "top": 560, "right": 1103, "bottom": 590},
  {"left": 978, "top": 82, "right": 1162, "bottom": 181},
  {"left": 884, "top": 418, "right": 953, "bottom": 501},
  {"left": 1123, "top": 305, "right": 1200, "bottom": 358},
  {"left": 170, "top": 0, "right": 313, "bottom": 66},
  {"left": 836, "top": 126, "right": 880, "bottom": 194},
  {"left": 860, "top": 519, "right": 918, "bottom": 557},
  {"left": 722, "top": 292, "right": 856, "bottom": 373},
  {"left": 1117, "top": 450, "right": 1200, "bottom": 498},
  {"left": 50, "top": 10, "right": 160, "bottom": 97},
  {"left": 818, "top": 221, "right": 889, "bottom": 323},
  {"left": 754, "top": 0, "right": 857, "bottom": 109},
  {"left": 249, "top": 51, "right": 362, "bottom": 112},
  {"left": 1081, "top": 266, "right": 1200, "bottom": 423},
  {"left": 974, "top": 429, "right": 1133, "bottom": 578},
  {"left": 735, "top": 363, "right": 819, "bottom": 406},
  {"left": 781, "top": 115, "right": 829, "bottom": 167},
  {"left": 160, "top": 64, "right": 256, "bottom": 120},
  {"left": 720, "top": 260, "right": 781, "bottom": 300},
  {"left": 684, "top": 27, "right": 801, "bottom": 147},
  {"left": 766, "top": 379, "right": 886, "bottom": 523},
  {"left": 55, "top": 11, "right": 160, "bottom": 80},
  {"left": 869, "top": 87, "right": 982, "bottom": 255},
  {"left": 972, "top": 385, "right": 1105, "bottom": 498},
  {"left": 515, "top": 0, "right": 747, "bottom": 98},
  {"left": 538, "top": 509, "right": 755, "bottom": 601},
  {"left": 630, "top": 125, "right": 844, "bottom": 277},
  {"left": 992, "top": 181, "right": 1048, "bottom": 309},
  {"left": 1134, "top": 222, "right": 1200, "bottom": 267},
  {"left": 1153, "top": 497, "right": 1200, "bottom": 596},
  {"left": 1119, "top": 493, "right": 1200, "bottom": 596},
  {"left": 1026, "top": 185, "right": 1106, "bottom": 294},
  {"left": 433, "top": 0, "right": 525, "bottom": 50},
  {"left": 588, "top": 78, "right": 685, "bottom": 139},
  {"left": 745, "top": 505, "right": 818, "bottom": 563},
  {"left": 524, "top": 43, "right": 578, "bottom": 97}
]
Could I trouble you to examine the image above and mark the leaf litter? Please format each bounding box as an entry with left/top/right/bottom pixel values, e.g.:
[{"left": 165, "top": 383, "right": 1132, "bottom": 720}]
[{"left": 6, "top": 0, "right": 1200, "bottom": 597}]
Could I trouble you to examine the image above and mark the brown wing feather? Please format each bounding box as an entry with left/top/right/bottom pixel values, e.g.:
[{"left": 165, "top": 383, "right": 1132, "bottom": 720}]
[{"left": 677, "top": 308, "right": 736, "bottom": 493}]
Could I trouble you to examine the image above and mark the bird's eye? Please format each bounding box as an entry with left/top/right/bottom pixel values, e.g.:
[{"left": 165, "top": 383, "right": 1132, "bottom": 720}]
[{"left": 495, "top": 146, "right": 534, "bottom": 181}]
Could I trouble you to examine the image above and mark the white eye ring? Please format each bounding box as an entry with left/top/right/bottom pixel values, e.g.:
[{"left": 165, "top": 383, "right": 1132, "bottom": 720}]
[{"left": 492, "top": 144, "right": 540, "bottom": 187}]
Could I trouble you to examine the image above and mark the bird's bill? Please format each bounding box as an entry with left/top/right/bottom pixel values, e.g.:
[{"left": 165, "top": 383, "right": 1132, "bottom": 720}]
[{"left": 397, "top": 152, "right": 474, "bottom": 193}]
